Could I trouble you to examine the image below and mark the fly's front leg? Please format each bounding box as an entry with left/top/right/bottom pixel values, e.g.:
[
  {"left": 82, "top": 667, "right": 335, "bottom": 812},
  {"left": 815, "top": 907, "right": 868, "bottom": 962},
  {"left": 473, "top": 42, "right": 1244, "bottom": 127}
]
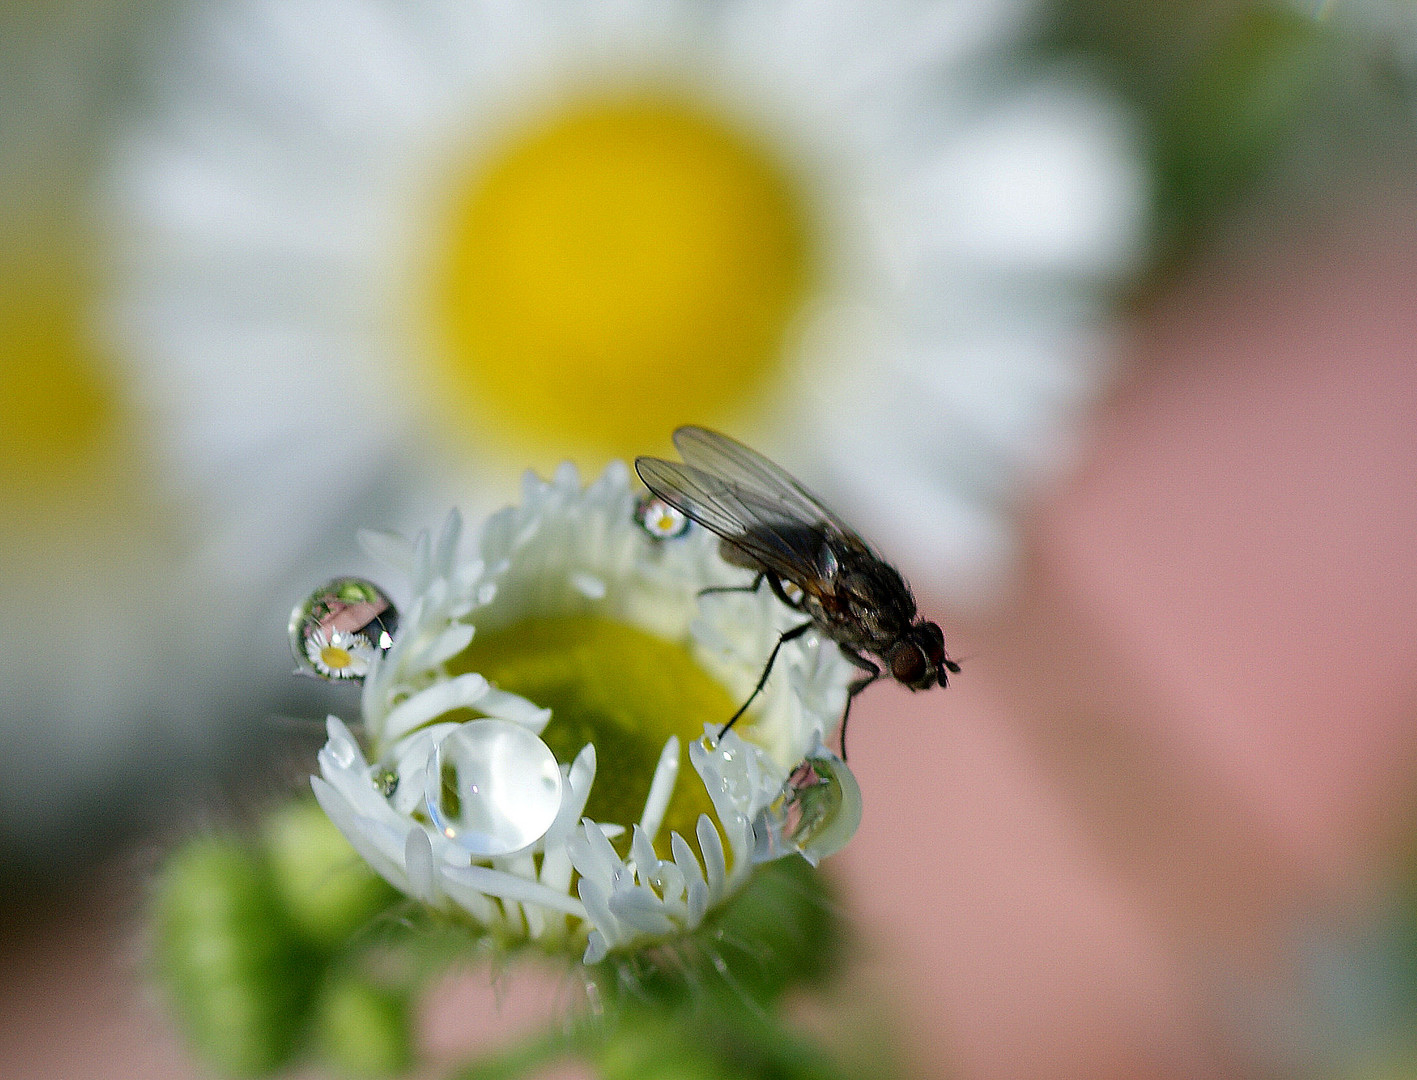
[
  {"left": 836, "top": 646, "right": 881, "bottom": 762},
  {"left": 720, "top": 620, "right": 813, "bottom": 739}
]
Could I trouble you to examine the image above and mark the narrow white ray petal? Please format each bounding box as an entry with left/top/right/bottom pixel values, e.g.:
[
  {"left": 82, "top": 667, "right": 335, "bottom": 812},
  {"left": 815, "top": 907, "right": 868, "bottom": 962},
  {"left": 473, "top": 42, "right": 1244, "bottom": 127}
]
[
  {"left": 413, "top": 622, "right": 476, "bottom": 669},
  {"left": 357, "top": 528, "right": 415, "bottom": 573},
  {"left": 404, "top": 827, "right": 438, "bottom": 904},
  {"left": 687, "top": 879, "right": 709, "bottom": 927},
  {"left": 670, "top": 831, "right": 705, "bottom": 897},
  {"left": 608, "top": 885, "right": 678, "bottom": 937},
  {"left": 583, "top": 931, "right": 608, "bottom": 966},
  {"left": 568, "top": 820, "right": 621, "bottom": 888},
  {"left": 320, "top": 714, "right": 363, "bottom": 770},
  {"left": 444, "top": 864, "right": 587, "bottom": 918},
  {"left": 577, "top": 876, "right": 621, "bottom": 943},
  {"left": 542, "top": 745, "right": 596, "bottom": 895},
  {"left": 437, "top": 873, "right": 500, "bottom": 924},
  {"left": 629, "top": 825, "right": 658, "bottom": 887},
  {"left": 637, "top": 736, "right": 679, "bottom": 844},
  {"left": 410, "top": 528, "right": 433, "bottom": 594},
  {"left": 474, "top": 687, "right": 552, "bottom": 733},
  {"left": 381, "top": 672, "right": 489, "bottom": 741},
  {"left": 569, "top": 571, "right": 607, "bottom": 599},
  {"left": 697, "top": 815, "right": 727, "bottom": 900},
  {"left": 434, "top": 508, "right": 462, "bottom": 578},
  {"left": 501, "top": 852, "right": 543, "bottom": 937},
  {"left": 311, "top": 777, "right": 409, "bottom": 893},
  {"left": 652, "top": 859, "right": 686, "bottom": 904}
]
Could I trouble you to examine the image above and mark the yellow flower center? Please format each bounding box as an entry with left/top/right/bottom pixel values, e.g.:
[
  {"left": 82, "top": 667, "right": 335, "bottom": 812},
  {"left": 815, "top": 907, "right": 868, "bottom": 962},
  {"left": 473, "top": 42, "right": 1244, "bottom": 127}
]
[
  {"left": 0, "top": 242, "right": 122, "bottom": 507},
  {"left": 446, "top": 614, "right": 740, "bottom": 856},
  {"left": 430, "top": 94, "right": 814, "bottom": 467},
  {"left": 320, "top": 645, "right": 354, "bottom": 671}
]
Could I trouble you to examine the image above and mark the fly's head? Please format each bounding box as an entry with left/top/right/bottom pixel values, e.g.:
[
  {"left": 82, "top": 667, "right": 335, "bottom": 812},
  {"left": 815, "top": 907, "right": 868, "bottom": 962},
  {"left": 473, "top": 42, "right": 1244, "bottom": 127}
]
[{"left": 886, "top": 620, "right": 957, "bottom": 691}]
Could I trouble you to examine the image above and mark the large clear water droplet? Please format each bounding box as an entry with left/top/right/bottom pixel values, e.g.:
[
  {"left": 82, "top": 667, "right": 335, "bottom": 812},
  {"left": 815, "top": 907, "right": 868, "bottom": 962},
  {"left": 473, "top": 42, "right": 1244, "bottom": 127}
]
[
  {"left": 751, "top": 751, "right": 861, "bottom": 866},
  {"left": 289, "top": 578, "right": 398, "bottom": 681},
  {"left": 425, "top": 719, "right": 563, "bottom": 858}
]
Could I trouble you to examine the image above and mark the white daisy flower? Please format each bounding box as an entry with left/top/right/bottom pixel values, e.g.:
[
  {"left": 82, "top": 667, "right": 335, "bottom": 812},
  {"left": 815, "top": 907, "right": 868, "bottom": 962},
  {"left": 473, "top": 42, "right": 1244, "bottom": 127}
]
[
  {"left": 302, "top": 626, "right": 379, "bottom": 680},
  {"left": 312, "top": 462, "right": 860, "bottom": 964},
  {"left": 109, "top": 0, "right": 1147, "bottom": 608}
]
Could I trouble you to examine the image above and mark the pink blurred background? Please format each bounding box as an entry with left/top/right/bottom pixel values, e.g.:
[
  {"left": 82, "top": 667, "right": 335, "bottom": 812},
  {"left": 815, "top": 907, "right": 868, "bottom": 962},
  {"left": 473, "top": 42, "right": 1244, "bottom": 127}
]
[{"left": 5, "top": 182, "right": 1414, "bottom": 1079}]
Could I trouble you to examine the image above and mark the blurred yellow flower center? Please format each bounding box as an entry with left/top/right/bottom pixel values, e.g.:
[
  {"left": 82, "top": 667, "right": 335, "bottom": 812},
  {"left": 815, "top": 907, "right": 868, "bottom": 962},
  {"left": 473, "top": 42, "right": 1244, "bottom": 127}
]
[
  {"left": 447, "top": 615, "right": 739, "bottom": 857},
  {"left": 320, "top": 645, "right": 354, "bottom": 670},
  {"left": 0, "top": 245, "right": 120, "bottom": 504},
  {"left": 433, "top": 95, "right": 813, "bottom": 463}
]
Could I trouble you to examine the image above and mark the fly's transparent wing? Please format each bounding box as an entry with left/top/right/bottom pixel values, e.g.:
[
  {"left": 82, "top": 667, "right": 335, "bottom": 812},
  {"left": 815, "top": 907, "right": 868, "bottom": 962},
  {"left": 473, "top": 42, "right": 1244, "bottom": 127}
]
[
  {"left": 671, "top": 426, "right": 858, "bottom": 537},
  {"left": 634, "top": 455, "right": 832, "bottom": 584}
]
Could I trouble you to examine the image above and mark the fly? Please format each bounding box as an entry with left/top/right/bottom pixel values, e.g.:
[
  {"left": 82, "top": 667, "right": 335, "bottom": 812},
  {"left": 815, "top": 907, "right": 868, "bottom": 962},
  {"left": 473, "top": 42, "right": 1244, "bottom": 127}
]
[{"left": 635, "top": 426, "right": 958, "bottom": 759}]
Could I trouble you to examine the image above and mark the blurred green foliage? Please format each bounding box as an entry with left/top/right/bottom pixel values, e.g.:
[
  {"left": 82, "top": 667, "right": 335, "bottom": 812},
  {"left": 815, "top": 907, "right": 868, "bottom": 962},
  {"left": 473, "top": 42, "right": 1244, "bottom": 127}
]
[
  {"left": 1040, "top": 0, "right": 1417, "bottom": 276},
  {"left": 152, "top": 803, "right": 413, "bottom": 1078},
  {"left": 154, "top": 813, "right": 885, "bottom": 1080}
]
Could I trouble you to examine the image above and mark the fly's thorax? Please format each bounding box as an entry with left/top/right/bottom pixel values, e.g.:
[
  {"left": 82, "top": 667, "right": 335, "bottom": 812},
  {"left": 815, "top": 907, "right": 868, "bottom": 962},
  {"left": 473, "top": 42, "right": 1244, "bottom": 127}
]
[{"left": 830, "top": 551, "right": 916, "bottom": 634}]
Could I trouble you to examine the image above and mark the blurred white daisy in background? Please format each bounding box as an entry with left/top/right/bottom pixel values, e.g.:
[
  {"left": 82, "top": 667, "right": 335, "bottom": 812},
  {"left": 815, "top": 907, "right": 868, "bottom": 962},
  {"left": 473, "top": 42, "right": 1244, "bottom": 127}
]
[
  {"left": 0, "top": 1, "right": 265, "bottom": 871},
  {"left": 109, "top": 0, "right": 1148, "bottom": 616}
]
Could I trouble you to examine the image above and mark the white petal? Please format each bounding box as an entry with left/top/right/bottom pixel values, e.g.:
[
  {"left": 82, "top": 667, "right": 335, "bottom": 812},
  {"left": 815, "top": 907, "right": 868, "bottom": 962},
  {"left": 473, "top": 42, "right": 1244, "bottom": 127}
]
[
  {"left": 608, "top": 884, "right": 678, "bottom": 937},
  {"left": 697, "top": 815, "right": 727, "bottom": 900},
  {"left": 381, "top": 672, "right": 489, "bottom": 742},
  {"left": 474, "top": 687, "right": 552, "bottom": 733},
  {"left": 577, "top": 875, "right": 621, "bottom": 944},
  {"left": 404, "top": 827, "right": 438, "bottom": 904},
  {"left": 444, "top": 864, "right": 587, "bottom": 919},
  {"left": 637, "top": 736, "right": 680, "bottom": 843}
]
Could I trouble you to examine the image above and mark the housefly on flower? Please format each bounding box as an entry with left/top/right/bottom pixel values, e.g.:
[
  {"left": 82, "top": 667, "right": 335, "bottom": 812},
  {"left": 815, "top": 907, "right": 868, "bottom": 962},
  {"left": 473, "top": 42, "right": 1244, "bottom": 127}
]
[{"left": 636, "top": 426, "right": 958, "bottom": 758}]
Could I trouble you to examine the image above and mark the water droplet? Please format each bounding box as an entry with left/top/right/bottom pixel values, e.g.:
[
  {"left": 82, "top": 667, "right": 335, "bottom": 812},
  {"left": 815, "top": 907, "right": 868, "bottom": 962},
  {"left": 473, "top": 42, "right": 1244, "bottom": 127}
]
[
  {"left": 289, "top": 578, "right": 398, "bottom": 681},
  {"left": 371, "top": 767, "right": 398, "bottom": 797},
  {"left": 424, "top": 719, "right": 563, "bottom": 858},
  {"left": 635, "top": 494, "right": 689, "bottom": 539},
  {"left": 751, "top": 751, "right": 861, "bottom": 867}
]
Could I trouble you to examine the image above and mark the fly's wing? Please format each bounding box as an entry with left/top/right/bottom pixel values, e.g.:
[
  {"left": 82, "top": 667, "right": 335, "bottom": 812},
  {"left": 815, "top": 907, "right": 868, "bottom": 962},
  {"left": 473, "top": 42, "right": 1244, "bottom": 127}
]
[
  {"left": 634, "top": 455, "right": 835, "bottom": 586},
  {"left": 671, "top": 426, "right": 859, "bottom": 538}
]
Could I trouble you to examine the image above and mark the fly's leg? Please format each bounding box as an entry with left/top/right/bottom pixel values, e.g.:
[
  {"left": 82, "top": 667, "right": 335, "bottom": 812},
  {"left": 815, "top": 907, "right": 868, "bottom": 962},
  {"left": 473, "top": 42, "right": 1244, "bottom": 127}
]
[
  {"left": 698, "top": 572, "right": 764, "bottom": 598},
  {"left": 720, "top": 621, "right": 813, "bottom": 739},
  {"left": 764, "top": 573, "right": 807, "bottom": 611},
  {"left": 837, "top": 646, "right": 881, "bottom": 762}
]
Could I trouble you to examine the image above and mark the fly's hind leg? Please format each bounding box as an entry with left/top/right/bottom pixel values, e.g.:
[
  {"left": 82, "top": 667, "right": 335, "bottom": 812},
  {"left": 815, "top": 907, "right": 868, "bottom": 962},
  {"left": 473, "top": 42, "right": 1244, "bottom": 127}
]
[
  {"left": 719, "top": 620, "right": 813, "bottom": 739},
  {"left": 836, "top": 646, "right": 881, "bottom": 762}
]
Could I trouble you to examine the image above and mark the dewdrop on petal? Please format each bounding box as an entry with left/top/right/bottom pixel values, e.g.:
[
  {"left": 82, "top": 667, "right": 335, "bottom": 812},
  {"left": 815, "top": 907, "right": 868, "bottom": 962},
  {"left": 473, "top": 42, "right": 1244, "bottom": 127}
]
[
  {"left": 425, "top": 719, "right": 563, "bottom": 858},
  {"left": 308, "top": 462, "right": 862, "bottom": 965},
  {"left": 289, "top": 579, "right": 398, "bottom": 681},
  {"left": 750, "top": 741, "right": 862, "bottom": 867}
]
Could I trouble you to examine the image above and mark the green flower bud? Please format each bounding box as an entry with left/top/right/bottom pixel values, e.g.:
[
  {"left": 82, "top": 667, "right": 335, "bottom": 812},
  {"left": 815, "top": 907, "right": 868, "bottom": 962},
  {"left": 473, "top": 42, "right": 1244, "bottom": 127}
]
[
  {"left": 151, "top": 836, "right": 318, "bottom": 1076},
  {"left": 261, "top": 797, "right": 399, "bottom": 952},
  {"left": 313, "top": 975, "right": 414, "bottom": 1079}
]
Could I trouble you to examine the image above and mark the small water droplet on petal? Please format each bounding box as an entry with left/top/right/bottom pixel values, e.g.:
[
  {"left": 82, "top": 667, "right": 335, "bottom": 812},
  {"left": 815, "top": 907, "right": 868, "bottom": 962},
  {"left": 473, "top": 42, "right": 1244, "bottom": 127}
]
[
  {"left": 635, "top": 494, "right": 690, "bottom": 539},
  {"left": 371, "top": 767, "right": 399, "bottom": 797},
  {"left": 751, "top": 751, "right": 861, "bottom": 866},
  {"left": 290, "top": 578, "right": 398, "bottom": 681},
  {"left": 424, "top": 719, "right": 563, "bottom": 858}
]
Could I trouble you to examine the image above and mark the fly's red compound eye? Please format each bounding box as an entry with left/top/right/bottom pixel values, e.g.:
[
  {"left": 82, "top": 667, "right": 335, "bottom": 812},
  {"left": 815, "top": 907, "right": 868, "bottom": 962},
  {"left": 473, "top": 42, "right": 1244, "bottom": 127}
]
[{"left": 890, "top": 642, "right": 927, "bottom": 685}]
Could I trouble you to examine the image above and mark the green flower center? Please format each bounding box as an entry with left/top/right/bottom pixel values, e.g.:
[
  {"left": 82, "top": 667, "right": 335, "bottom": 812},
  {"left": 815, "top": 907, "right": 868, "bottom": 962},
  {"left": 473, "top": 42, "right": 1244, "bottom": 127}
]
[{"left": 446, "top": 615, "right": 739, "bottom": 855}]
